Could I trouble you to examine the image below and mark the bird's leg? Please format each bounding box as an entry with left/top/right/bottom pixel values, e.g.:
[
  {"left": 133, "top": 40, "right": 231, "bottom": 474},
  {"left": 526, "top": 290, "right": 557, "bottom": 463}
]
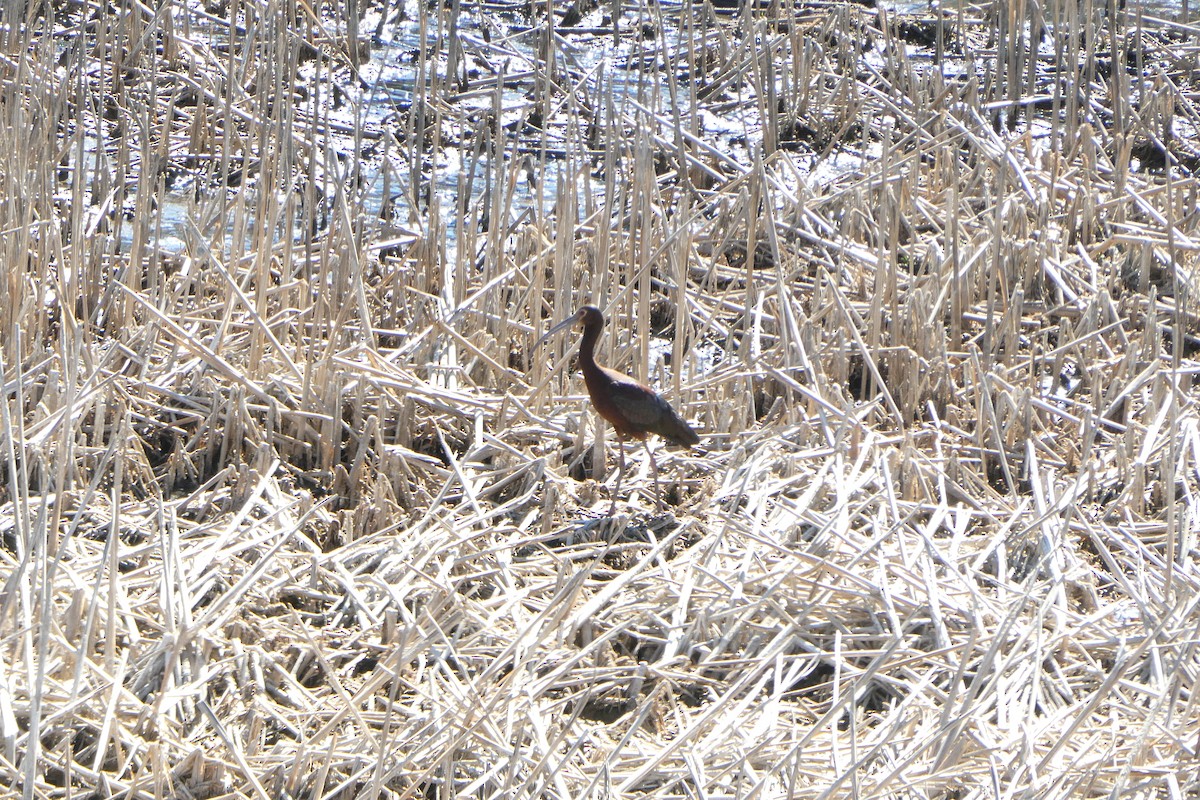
[
  {"left": 644, "top": 439, "right": 664, "bottom": 511},
  {"left": 609, "top": 435, "right": 625, "bottom": 516}
]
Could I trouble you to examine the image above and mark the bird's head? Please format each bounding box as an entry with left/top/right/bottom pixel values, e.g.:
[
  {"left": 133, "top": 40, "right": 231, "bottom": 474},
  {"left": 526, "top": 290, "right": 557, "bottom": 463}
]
[{"left": 537, "top": 305, "right": 605, "bottom": 346}]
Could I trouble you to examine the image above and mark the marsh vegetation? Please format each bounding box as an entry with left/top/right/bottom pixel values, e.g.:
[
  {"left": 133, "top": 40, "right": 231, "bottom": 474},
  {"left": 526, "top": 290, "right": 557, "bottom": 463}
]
[{"left": 2, "top": 0, "right": 1200, "bottom": 796}]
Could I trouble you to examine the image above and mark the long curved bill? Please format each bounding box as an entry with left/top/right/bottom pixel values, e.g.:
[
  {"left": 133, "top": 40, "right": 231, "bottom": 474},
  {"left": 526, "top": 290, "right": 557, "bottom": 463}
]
[{"left": 536, "top": 311, "right": 583, "bottom": 347}]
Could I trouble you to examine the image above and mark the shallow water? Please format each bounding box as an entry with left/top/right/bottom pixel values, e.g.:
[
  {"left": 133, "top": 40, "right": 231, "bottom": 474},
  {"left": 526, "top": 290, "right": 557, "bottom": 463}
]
[{"left": 128, "top": 0, "right": 1199, "bottom": 261}]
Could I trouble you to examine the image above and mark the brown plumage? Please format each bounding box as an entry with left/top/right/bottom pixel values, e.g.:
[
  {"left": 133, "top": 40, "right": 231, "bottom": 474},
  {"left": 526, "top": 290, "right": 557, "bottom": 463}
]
[{"left": 539, "top": 305, "right": 699, "bottom": 511}]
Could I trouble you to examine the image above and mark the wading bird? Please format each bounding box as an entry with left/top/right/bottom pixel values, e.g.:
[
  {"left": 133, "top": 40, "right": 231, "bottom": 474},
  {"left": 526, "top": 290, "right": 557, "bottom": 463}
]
[{"left": 539, "top": 305, "right": 700, "bottom": 512}]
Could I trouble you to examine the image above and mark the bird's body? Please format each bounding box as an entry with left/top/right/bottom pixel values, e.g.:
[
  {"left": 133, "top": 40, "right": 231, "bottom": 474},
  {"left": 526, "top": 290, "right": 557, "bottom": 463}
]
[
  {"left": 540, "top": 305, "right": 699, "bottom": 511},
  {"left": 580, "top": 353, "right": 700, "bottom": 447}
]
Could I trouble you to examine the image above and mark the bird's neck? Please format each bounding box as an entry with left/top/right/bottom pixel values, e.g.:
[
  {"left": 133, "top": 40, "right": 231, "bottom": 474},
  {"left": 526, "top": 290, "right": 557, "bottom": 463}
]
[{"left": 579, "top": 322, "right": 601, "bottom": 364}]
